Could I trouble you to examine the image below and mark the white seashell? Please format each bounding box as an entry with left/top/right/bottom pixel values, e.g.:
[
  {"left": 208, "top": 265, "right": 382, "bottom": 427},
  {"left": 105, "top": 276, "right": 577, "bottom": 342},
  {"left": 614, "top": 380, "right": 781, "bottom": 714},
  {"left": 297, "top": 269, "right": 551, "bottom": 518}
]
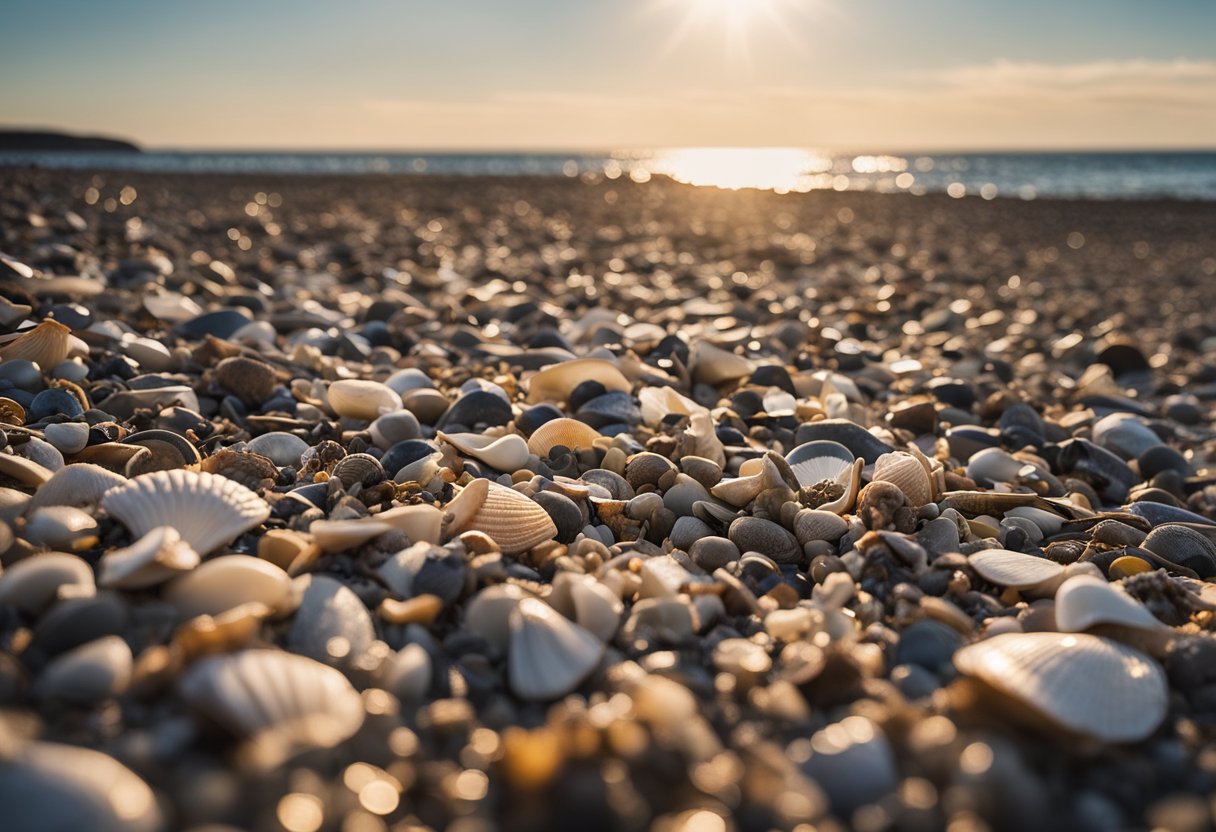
[
  {"left": 526, "top": 418, "right": 601, "bottom": 456},
  {"left": 178, "top": 649, "right": 364, "bottom": 768},
  {"left": 20, "top": 437, "right": 64, "bottom": 472},
  {"left": 247, "top": 431, "right": 309, "bottom": 466},
  {"left": 508, "top": 597, "right": 605, "bottom": 701},
  {"left": 43, "top": 422, "right": 89, "bottom": 454},
  {"left": 0, "top": 452, "right": 53, "bottom": 486},
  {"left": 312, "top": 503, "right": 442, "bottom": 553},
  {"left": 711, "top": 456, "right": 789, "bottom": 509},
  {"left": 163, "top": 555, "right": 292, "bottom": 618},
  {"left": 28, "top": 463, "right": 126, "bottom": 512},
  {"left": 966, "top": 447, "right": 1026, "bottom": 484},
  {"left": 638, "top": 385, "right": 700, "bottom": 427},
  {"left": 444, "top": 478, "right": 557, "bottom": 555},
  {"left": 23, "top": 505, "right": 99, "bottom": 550},
  {"left": 689, "top": 341, "right": 755, "bottom": 386},
  {"left": 98, "top": 526, "right": 201, "bottom": 589},
  {"left": 1054, "top": 574, "right": 1166, "bottom": 633},
  {"left": 326, "top": 379, "right": 402, "bottom": 420},
  {"left": 548, "top": 572, "right": 624, "bottom": 642},
  {"left": 681, "top": 410, "right": 726, "bottom": 467},
  {"left": 871, "top": 451, "right": 934, "bottom": 507},
  {"left": 0, "top": 552, "right": 94, "bottom": 614},
  {"left": 954, "top": 632, "right": 1167, "bottom": 742},
  {"left": 34, "top": 635, "right": 132, "bottom": 705},
  {"left": 438, "top": 431, "right": 530, "bottom": 472},
  {"left": 0, "top": 741, "right": 163, "bottom": 832},
  {"left": 377, "top": 503, "right": 444, "bottom": 544},
  {"left": 968, "top": 548, "right": 1065, "bottom": 590},
  {"left": 526, "top": 358, "right": 630, "bottom": 404},
  {"left": 102, "top": 469, "right": 270, "bottom": 555},
  {"left": 464, "top": 583, "right": 533, "bottom": 653},
  {"left": 288, "top": 575, "right": 376, "bottom": 667}
]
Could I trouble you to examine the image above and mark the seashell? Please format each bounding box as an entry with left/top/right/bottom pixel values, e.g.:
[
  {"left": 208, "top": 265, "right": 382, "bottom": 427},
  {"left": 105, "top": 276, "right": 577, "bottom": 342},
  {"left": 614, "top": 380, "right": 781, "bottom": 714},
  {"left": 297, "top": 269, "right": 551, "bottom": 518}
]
[
  {"left": 953, "top": 632, "right": 1167, "bottom": 743},
  {"left": 0, "top": 741, "right": 163, "bottom": 832},
  {"left": 73, "top": 443, "right": 152, "bottom": 474},
  {"left": 1004, "top": 506, "right": 1066, "bottom": 536},
  {"left": 309, "top": 517, "right": 395, "bottom": 553},
  {"left": 785, "top": 440, "right": 854, "bottom": 488},
  {"left": 247, "top": 431, "right": 309, "bottom": 467},
  {"left": 677, "top": 410, "right": 726, "bottom": 467},
  {"left": 966, "top": 447, "right": 1027, "bottom": 485},
  {"left": 43, "top": 421, "right": 89, "bottom": 455},
  {"left": 1054, "top": 574, "right": 1165, "bottom": 633},
  {"left": 215, "top": 356, "right": 279, "bottom": 406},
  {"left": 34, "top": 635, "right": 132, "bottom": 705},
  {"left": 793, "top": 508, "right": 849, "bottom": 545},
  {"left": 178, "top": 648, "right": 364, "bottom": 768},
  {"left": 18, "top": 437, "right": 64, "bottom": 474},
  {"left": 526, "top": 358, "right": 630, "bottom": 404},
  {"left": 0, "top": 396, "right": 26, "bottom": 426},
  {"left": 729, "top": 516, "right": 801, "bottom": 563},
  {"left": 378, "top": 503, "right": 444, "bottom": 544},
  {"left": 23, "top": 505, "right": 99, "bottom": 550},
  {"left": 257, "top": 528, "right": 320, "bottom": 576},
  {"left": 163, "top": 555, "right": 292, "bottom": 618},
  {"left": 438, "top": 431, "right": 530, "bottom": 472},
  {"left": 122, "top": 429, "right": 202, "bottom": 477},
  {"left": 326, "top": 379, "right": 401, "bottom": 420},
  {"left": 330, "top": 453, "right": 386, "bottom": 488},
  {"left": 508, "top": 597, "right": 605, "bottom": 701},
  {"left": 99, "top": 526, "right": 201, "bottom": 589},
  {"left": 1141, "top": 524, "right": 1216, "bottom": 579},
  {"left": 444, "top": 478, "right": 558, "bottom": 555},
  {"left": 637, "top": 385, "right": 699, "bottom": 426},
  {"left": 0, "top": 318, "right": 74, "bottom": 369},
  {"left": 527, "top": 417, "right": 601, "bottom": 456},
  {"left": 288, "top": 575, "right": 376, "bottom": 667},
  {"left": 401, "top": 387, "right": 451, "bottom": 424},
  {"left": 548, "top": 572, "right": 624, "bottom": 642},
  {"left": 871, "top": 451, "right": 934, "bottom": 507},
  {"left": 689, "top": 341, "right": 755, "bottom": 386},
  {"left": 369, "top": 410, "right": 421, "bottom": 448},
  {"left": 96, "top": 385, "right": 200, "bottom": 421},
  {"left": 102, "top": 469, "right": 270, "bottom": 555},
  {"left": 968, "top": 548, "right": 1065, "bottom": 590},
  {"left": 465, "top": 583, "right": 533, "bottom": 653},
  {"left": 0, "top": 452, "right": 53, "bottom": 487},
  {"left": 199, "top": 448, "right": 277, "bottom": 492},
  {"left": 0, "top": 552, "right": 94, "bottom": 614}
]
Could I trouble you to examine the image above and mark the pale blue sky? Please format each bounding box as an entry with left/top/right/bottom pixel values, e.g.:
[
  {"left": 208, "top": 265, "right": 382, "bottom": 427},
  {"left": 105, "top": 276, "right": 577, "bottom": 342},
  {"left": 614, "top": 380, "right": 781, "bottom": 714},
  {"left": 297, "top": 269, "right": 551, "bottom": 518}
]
[{"left": 3, "top": 0, "right": 1214, "bottom": 149}]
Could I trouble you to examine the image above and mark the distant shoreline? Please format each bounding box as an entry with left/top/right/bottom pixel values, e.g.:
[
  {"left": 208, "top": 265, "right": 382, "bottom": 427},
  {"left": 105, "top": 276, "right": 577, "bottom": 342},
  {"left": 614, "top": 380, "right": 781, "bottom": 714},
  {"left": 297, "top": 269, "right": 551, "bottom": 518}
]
[{"left": 0, "top": 129, "right": 140, "bottom": 153}]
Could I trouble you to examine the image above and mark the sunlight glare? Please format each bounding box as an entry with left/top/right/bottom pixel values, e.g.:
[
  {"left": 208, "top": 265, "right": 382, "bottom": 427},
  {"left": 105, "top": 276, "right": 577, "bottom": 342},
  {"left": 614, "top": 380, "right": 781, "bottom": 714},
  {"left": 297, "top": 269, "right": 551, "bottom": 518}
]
[{"left": 647, "top": 148, "right": 833, "bottom": 193}]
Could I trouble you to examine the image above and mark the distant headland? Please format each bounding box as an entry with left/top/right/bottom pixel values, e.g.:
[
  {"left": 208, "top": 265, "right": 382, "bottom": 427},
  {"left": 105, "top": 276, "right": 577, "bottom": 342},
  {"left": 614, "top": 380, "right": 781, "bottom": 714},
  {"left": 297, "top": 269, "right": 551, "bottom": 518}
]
[{"left": 0, "top": 129, "right": 140, "bottom": 152}]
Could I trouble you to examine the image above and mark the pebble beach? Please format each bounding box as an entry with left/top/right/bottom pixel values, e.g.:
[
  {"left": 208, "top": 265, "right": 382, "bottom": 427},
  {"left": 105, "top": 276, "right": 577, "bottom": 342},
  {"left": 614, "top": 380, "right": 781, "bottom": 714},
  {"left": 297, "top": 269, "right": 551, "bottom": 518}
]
[{"left": 2, "top": 165, "right": 1216, "bottom": 831}]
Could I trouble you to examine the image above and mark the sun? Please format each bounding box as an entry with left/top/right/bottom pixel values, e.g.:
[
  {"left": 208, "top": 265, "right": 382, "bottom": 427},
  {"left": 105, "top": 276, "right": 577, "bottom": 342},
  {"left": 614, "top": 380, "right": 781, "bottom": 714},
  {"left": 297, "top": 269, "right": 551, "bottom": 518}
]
[
  {"left": 694, "top": 0, "right": 768, "bottom": 24},
  {"left": 652, "top": 0, "right": 814, "bottom": 66}
]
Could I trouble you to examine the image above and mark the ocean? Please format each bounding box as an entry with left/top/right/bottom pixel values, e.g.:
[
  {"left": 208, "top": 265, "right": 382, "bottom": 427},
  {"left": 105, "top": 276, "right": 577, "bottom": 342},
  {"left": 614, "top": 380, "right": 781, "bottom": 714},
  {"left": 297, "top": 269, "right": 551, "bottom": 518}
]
[{"left": 2, "top": 148, "right": 1214, "bottom": 201}]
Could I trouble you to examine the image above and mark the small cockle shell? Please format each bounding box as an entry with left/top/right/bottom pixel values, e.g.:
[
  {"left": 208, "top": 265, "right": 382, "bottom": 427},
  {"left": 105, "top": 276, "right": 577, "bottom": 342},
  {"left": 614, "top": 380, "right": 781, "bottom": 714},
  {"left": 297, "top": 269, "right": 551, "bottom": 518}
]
[
  {"left": 508, "top": 597, "right": 605, "bottom": 701},
  {"left": 871, "top": 451, "right": 934, "bottom": 507},
  {"left": 34, "top": 635, "right": 132, "bottom": 705},
  {"left": 438, "top": 431, "right": 530, "bottom": 472},
  {"left": 526, "top": 358, "right": 630, "bottom": 404},
  {"left": 1054, "top": 574, "right": 1166, "bottom": 633},
  {"left": 954, "top": 632, "right": 1167, "bottom": 743},
  {"left": 164, "top": 555, "right": 292, "bottom": 618},
  {"left": 526, "top": 417, "right": 601, "bottom": 456},
  {"left": 102, "top": 469, "right": 270, "bottom": 555},
  {"left": 548, "top": 571, "right": 624, "bottom": 642},
  {"left": 968, "top": 548, "right": 1065, "bottom": 590},
  {"left": 99, "top": 526, "right": 201, "bottom": 589},
  {"left": 0, "top": 318, "right": 74, "bottom": 369},
  {"left": 178, "top": 649, "right": 364, "bottom": 768},
  {"left": 326, "top": 379, "right": 401, "bottom": 420},
  {"left": 0, "top": 552, "right": 94, "bottom": 614},
  {"left": 444, "top": 478, "right": 557, "bottom": 555},
  {"left": 330, "top": 453, "right": 386, "bottom": 488}
]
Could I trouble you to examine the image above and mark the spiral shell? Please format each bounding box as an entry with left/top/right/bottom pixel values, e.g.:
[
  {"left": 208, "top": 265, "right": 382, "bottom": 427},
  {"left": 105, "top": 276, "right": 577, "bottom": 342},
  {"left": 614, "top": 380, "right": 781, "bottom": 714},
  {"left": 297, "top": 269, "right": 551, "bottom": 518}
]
[
  {"left": 527, "top": 417, "right": 601, "bottom": 456},
  {"left": 444, "top": 478, "right": 558, "bottom": 555}
]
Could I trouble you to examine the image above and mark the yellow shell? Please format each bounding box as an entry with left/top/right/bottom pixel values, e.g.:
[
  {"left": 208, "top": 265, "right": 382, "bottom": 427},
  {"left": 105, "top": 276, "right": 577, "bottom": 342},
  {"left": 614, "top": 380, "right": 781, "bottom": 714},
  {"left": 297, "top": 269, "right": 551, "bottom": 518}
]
[
  {"left": 871, "top": 451, "right": 934, "bottom": 507},
  {"left": 0, "top": 318, "right": 74, "bottom": 369},
  {"left": 525, "top": 358, "right": 630, "bottom": 404},
  {"left": 444, "top": 478, "right": 557, "bottom": 555},
  {"left": 526, "top": 418, "right": 601, "bottom": 456}
]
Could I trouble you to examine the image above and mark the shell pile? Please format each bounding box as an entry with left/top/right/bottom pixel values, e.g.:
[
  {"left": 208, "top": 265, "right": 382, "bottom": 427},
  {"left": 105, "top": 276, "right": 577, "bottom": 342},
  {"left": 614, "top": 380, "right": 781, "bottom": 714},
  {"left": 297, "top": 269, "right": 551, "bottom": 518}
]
[{"left": 0, "top": 167, "right": 1214, "bottom": 830}]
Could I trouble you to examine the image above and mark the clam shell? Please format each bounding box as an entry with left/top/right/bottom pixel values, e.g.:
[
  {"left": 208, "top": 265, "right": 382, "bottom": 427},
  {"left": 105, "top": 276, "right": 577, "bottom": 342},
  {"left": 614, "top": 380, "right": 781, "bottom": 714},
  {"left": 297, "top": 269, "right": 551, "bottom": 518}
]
[
  {"left": 20, "top": 437, "right": 64, "bottom": 472},
  {"left": 34, "top": 635, "right": 132, "bottom": 705},
  {"left": 871, "top": 451, "right": 934, "bottom": 507},
  {"left": 1054, "top": 574, "right": 1166, "bottom": 633},
  {"left": 99, "top": 526, "right": 201, "bottom": 589},
  {"left": 526, "top": 358, "right": 630, "bottom": 404},
  {"left": 793, "top": 508, "right": 849, "bottom": 545},
  {"left": 548, "top": 572, "right": 624, "bottom": 642},
  {"left": 23, "top": 505, "right": 99, "bottom": 550},
  {"left": 954, "top": 632, "right": 1167, "bottom": 742},
  {"left": 123, "top": 429, "right": 202, "bottom": 477},
  {"left": 326, "top": 379, "right": 401, "bottom": 420},
  {"left": 0, "top": 552, "right": 94, "bottom": 614},
  {"left": 288, "top": 575, "right": 375, "bottom": 667},
  {"left": 444, "top": 479, "right": 557, "bottom": 555},
  {"left": 966, "top": 447, "right": 1027, "bottom": 484},
  {"left": 785, "top": 440, "right": 854, "bottom": 488},
  {"left": 1142, "top": 524, "right": 1216, "bottom": 579},
  {"left": 163, "top": 555, "right": 292, "bottom": 618},
  {"left": 438, "top": 431, "right": 530, "bottom": 472},
  {"left": 0, "top": 318, "right": 74, "bottom": 369},
  {"left": 102, "top": 469, "right": 270, "bottom": 555},
  {"left": 508, "top": 597, "right": 605, "bottom": 701},
  {"left": 247, "top": 431, "right": 309, "bottom": 467},
  {"left": 968, "top": 548, "right": 1065, "bottom": 590},
  {"left": 178, "top": 648, "right": 364, "bottom": 767},
  {"left": 527, "top": 418, "right": 601, "bottom": 456}
]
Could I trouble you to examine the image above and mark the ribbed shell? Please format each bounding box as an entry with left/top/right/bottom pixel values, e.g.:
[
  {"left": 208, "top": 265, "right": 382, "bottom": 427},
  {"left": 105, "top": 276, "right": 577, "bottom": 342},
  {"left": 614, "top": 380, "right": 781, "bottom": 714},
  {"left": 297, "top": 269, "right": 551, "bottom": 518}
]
[
  {"left": 0, "top": 319, "right": 74, "bottom": 369},
  {"left": 526, "top": 358, "right": 631, "bottom": 404},
  {"left": 1055, "top": 574, "right": 1165, "bottom": 633},
  {"left": 954, "top": 632, "right": 1167, "bottom": 742},
  {"left": 98, "top": 526, "right": 201, "bottom": 589},
  {"left": 102, "top": 469, "right": 270, "bottom": 555},
  {"left": 969, "top": 548, "right": 1065, "bottom": 589},
  {"left": 527, "top": 418, "right": 601, "bottom": 456},
  {"left": 871, "top": 452, "right": 934, "bottom": 507},
  {"left": 785, "top": 440, "right": 855, "bottom": 488},
  {"left": 508, "top": 598, "right": 605, "bottom": 701},
  {"left": 178, "top": 649, "right": 364, "bottom": 764},
  {"left": 444, "top": 479, "right": 558, "bottom": 555},
  {"left": 438, "top": 431, "right": 530, "bottom": 472},
  {"left": 330, "top": 453, "right": 386, "bottom": 488}
]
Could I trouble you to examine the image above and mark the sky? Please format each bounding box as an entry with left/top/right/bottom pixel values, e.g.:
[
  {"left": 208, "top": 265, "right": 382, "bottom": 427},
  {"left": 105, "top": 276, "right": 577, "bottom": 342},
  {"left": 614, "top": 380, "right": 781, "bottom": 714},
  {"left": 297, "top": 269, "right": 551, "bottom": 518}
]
[{"left": 2, "top": 0, "right": 1214, "bottom": 151}]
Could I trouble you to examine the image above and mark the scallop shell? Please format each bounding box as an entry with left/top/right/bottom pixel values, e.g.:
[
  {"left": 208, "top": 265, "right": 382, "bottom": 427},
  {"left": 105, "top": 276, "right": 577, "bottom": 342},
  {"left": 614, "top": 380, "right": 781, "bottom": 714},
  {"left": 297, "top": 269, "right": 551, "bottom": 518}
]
[
  {"left": 871, "top": 451, "right": 934, "bottom": 507},
  {"left": 548, "top": 572, "right": 624, "bottom": 642},
  {"left": 0, "top": 318, "right": 74, "bottom": 369},
  {"left": 102, "top": 469, "right": 270, "bottom": 555},
  {"left": 954, "top": 632, "right": 1167, "bottom": 743},
  {"left": 34, "top": 635, "right": 132, "bottom": 705},
  {"left": 0, "top": 552, "right": 94, "bottom": 614},
  {"left": 968, "top": 548, "right": 1065, "bottom": 590},
  {"left": 326, "top": 379, "right": 401, "bottom": 420},
  {"left": 508, "top": 597, "right": 605, "bottom": 701},
  {"left": 438, "top": 431, "right": 530, "bottom": 472},
  {"left": 99, "top": 526, "right": 201, "bottom": 589},
  {"left": 444, "top": 478, "right": 557, "bottom": 555},
  {"left": 526, "top": 358, "right": 631, "bottom": 404},
  {"left": 689, "top": 341, "right": 755, "bottom": 386},
  {"left": 178, "top": 648, "right": 365, "bottom": 767},
  {"left": 785, "top": 440, "right": 855, "bottom": 488},
  {"left": 527, "top": 418, "right": 601, "bottom": 456},
  {"left": 163, "top": 555, "right": 292, "bottom": 618},
  {"left": 1055, "top": 574, "right": 1166, "bottom": 633}
]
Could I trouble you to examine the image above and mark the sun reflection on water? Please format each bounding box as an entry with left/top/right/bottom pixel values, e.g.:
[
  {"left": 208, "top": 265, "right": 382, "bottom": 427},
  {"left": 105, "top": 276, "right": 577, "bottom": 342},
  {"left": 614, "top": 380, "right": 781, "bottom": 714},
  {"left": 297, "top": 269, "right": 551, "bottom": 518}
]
[{"left": 643, "top": 147, "right": 834, "bottom": 193}]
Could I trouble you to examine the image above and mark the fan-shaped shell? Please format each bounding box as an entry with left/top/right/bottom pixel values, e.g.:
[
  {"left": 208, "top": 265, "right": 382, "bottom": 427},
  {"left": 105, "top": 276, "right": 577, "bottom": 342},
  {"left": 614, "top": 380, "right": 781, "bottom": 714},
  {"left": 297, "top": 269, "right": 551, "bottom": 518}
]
[
  {"left": 101, "top": 469, "right": 270, "bottom": 555},
  {"left": 163, "top": 555, "right": 292, "bottom": 618},
  {"left": 444, "top": 479, "right": 557, "bottom": 555},
  {"left": 968, "top": 548, "right": 1065, "bottom": 590},
  {"left": 1055, "top": 574, "right": 1166, "bottom": 633},
  {"left": 508, "top": 597, "right": 605, "bottom": 701},
  {"left": 326, "top": 379, "right": 401, "bottom": 420},
  {"left": 99, "top": 526, "right": 201, "bottom": 589},
  {"left": 0, "top": 318, "right": 74, "bottom": 369},
  {"left": 871, "top": 451, "right": 934, "bottom": 507},
  {"left": 548, "top": 572, "right": 624, "bottom": 642},
  {"left": 785, "top": 440, "right": 855, "bottom": 488},
  {"left": 178, "top": 649, "right": 364, "bottom": 767},
  {"left": 527, "top": 418, "right": 601, "bottom": 456},
  {"left": 438, "top": 431, "right": 530, "bottom": 472},
  {"left": 954, "top": 632, "right": 1167, "bottom": 742},
  {"left": 526, "top": 358, "right": 630, "bottom": 404}
]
